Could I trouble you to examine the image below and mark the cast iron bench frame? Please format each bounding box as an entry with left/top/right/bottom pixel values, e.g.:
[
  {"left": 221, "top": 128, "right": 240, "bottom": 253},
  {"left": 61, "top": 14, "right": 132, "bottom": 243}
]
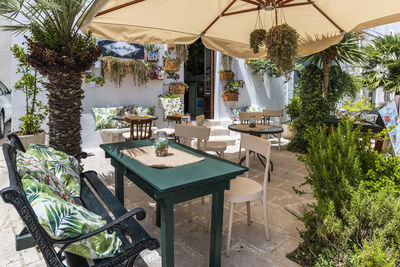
[{"left": 1, "top": 134, "right": 159, "bottom": 267}]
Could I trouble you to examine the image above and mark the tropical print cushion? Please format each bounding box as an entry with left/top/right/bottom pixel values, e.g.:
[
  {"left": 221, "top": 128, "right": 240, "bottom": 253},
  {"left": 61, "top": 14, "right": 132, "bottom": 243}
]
[
  {"left": 230, "top": 107, "right": 247, "bottom": 122},
  {"left": 16, "top": 151, "right": 75, "bottom": 203},
  {"left": 246, "top": 104, "right": 262, "bottom": 112},
  {"left": 159, "top": 98, "right": 184, "bottom": 117},
  {"left": 26, "top": 144, "right": 83, "bottom": 197},
  {"left": 22, "top": 176, "right": 122, "bottom": 259},
  {"left": 92, "top": 107, "right": 128, "bottom": 130},
  {"left": 133, "top": 106, "right": 155, "bottom": 116}
]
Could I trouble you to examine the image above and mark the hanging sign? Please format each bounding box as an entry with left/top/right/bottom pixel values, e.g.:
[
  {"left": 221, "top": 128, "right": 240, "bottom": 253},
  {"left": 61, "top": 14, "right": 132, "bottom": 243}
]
[
  {"left": 98, "top": 40, "right": 144, "bottom": 59},
  {"left": 379, "top": 101, "right": 400, "bottom": 155}
]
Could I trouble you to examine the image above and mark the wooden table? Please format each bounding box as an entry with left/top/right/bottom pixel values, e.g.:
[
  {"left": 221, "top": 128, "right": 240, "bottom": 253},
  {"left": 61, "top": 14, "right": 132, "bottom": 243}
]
[{"left": 100, "top": 140, "right": 247, "bottom": 267}]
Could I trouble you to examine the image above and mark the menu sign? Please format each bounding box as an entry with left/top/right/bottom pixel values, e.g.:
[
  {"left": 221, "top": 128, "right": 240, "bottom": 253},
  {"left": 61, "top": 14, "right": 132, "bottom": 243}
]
[
  {"left": 98, "top": 40, "right": 144, "bottom": 59},
  {"left": 379, "top": 101, "right": 400, "bottom": 155}
]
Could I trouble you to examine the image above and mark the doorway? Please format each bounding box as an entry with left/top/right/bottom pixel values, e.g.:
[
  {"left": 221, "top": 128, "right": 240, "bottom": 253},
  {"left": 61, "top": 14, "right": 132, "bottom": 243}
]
[{"left": 184, "top": 39, "right": 214, "bottom": 119}]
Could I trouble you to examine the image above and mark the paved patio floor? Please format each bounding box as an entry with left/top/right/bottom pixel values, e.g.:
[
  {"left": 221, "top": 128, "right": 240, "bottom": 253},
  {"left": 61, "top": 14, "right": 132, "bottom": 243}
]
[{"left": 0, "top": 127, "right": 313, "bottom": 266}]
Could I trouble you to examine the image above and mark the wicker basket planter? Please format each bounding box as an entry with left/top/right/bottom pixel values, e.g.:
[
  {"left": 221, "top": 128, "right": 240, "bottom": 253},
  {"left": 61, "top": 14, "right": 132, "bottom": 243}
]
[
  {"left": 164, "top": 59, "right": 180, "bottom": 72},
  {"left": 219, "top": 71, "right": 234, "bottom": 81},
  {"left": 223, "top": 93, "right": 238, "bottom": 101},
  {"left": 170, "top": 84, "right": 186, "bottom": 94}
]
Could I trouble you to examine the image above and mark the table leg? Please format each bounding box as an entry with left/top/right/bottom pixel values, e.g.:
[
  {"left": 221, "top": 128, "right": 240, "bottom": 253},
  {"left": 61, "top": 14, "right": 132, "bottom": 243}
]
[
  {"left": 156, "top": 201, "right": 161, "bottom": 227},
  {"left": 160, "top": 199, "right": 174, "bottom": 267},
  {"left": 115, "top": 168, "right": 124, "bottom": 206},
  {"left": 209, "top": 191, "right": 224, "bottom": 267}
]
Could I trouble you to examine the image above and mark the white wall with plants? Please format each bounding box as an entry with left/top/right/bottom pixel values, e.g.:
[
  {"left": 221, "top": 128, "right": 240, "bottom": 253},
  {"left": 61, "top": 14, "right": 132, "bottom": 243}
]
[{"left": 0, "top": 17, "right": 12, "bottom": 89}]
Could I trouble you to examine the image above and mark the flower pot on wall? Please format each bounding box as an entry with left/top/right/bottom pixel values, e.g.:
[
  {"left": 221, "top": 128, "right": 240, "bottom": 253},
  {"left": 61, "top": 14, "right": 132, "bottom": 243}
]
[
  {"left": 164, "top": 59, "right": 180, "bottom": 72},
  {"left": 158, "top": 70, "right": 165, "bottom": 80},
  {"left": 14, "top": 130, "right": 46, "bottom": 149},
  {"left": 170, "top": 84, "right": 186, "bottom": 94},
  {"left": 219, "top": 71, "right": 234, "bottom": 81},
  {"left": 223, "top": 93, "right": 238, "bottom": 101},
  {"left": 283, "top": 124, "right": 297, "bottom": 140},
  {"left": 146, "top": 50, "right": 159, "bottom": 62}
]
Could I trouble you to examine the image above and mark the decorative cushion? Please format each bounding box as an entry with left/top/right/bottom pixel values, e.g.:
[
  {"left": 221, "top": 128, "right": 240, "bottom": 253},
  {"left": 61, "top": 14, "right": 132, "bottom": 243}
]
[
  {"left": 133, "top": 106, "right": 155, "bottom": 116},
  {"left": 92, "top": 107, "right": 128, "bottom": 130},
  {"left": 230, "top": 107, "right": 247, "bottom": 123},
  {"left": 22, "top": 176, "right": 122, "bottom": 259},
  {"left": 16, "top": 151, "right": 75, "bottom": 203},
  {"left": 159, "top": 98, "right": 184, "bottom": 117},
  {"left": 26, "top": 144, "right": 83, "bottom": 197},
  {"left": 246, "top": 104, "right": 262, "bottom": 112}
]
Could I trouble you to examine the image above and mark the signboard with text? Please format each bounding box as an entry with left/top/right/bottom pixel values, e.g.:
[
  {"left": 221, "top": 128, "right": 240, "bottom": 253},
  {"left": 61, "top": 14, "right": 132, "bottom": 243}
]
[{"left": 98, "top": 40, "right": 144, "bottom": 59}]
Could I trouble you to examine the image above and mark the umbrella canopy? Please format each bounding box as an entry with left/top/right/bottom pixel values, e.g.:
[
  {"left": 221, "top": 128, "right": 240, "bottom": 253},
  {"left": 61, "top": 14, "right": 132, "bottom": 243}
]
[{"left": 82, "top": 0, "right": 400, "bottom": 59}]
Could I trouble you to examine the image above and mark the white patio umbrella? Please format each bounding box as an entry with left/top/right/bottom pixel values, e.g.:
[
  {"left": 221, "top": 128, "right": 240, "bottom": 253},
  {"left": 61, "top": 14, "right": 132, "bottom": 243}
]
[{"left": 82, "top": 0, "right": 400, "bottom": 59}]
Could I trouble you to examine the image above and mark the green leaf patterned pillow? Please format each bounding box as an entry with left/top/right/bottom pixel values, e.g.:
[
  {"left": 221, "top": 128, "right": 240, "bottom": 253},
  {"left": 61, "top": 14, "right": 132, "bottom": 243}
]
[
  {"left": 26, "top": 144, "right": 83, "bottom": 197},
  {"left": 22, "top": 176, "right": 122, "bottom": 259},
  {"left": 16, "top": 151, "right": 75, "bottom": 203},
  {"left": 92, "top": 107, "right": 127, "bottom": 129}
]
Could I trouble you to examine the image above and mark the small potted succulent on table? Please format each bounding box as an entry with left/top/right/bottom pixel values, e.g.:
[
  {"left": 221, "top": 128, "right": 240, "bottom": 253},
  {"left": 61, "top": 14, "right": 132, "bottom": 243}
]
[
  {"left": 169, "top": 82, "right": 189, "bottom": 94},
  {"left": 222, "top": 80, "right": 244, "bottom": 101},
  {"left": 154, "top": 131, "right": 169, "bottom": 157},
  {"left": 219, "top": 68, "right": 234, "bottom": 81}
]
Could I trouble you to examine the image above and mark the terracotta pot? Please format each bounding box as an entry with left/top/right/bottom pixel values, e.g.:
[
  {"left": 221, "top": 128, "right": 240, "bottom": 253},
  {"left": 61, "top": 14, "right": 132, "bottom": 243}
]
[
  {"left": 223, "top": 93, "right": 238, "bottom": 101},
  {"left": 283, "top": 124, "right": 297, "bottom": 140},
  {"left": 219, "top": 71, "right": 234, "bottom": 81},
  {"left": 14, "top": 130, "right": 46, "bottom": 149},
  {"left": 164, "top": 59, "right": 180, "bottom": 71},
  {"left": 170, "top": 84, "right": 186, "bottom": 94}
]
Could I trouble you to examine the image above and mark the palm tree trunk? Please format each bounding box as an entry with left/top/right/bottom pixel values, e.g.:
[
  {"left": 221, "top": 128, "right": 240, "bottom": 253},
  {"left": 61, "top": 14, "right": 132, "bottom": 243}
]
[
  {"left": 323, "top": 62, "right": 329, "bottom": 99},
  {"left": 45, "top": 72, "right": 84, "bottom": 155}
]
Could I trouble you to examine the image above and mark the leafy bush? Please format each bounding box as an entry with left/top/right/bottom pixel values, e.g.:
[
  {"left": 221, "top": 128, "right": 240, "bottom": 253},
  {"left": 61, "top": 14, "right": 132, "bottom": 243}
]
[
  {"left": 285, "top": 95, "right": 301, "bottom": 121},
  {"left": 288, "top": 121, "right": 400, "bottom": 266}
]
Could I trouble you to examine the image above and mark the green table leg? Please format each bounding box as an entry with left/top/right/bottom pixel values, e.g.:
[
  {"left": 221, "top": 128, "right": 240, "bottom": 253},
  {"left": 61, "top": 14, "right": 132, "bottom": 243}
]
[
  {"left": 115, "top": 168, "right": 124, "bottom": 206},
  {"left": 209, "top": 191, "right": 224, "bottom": 267},
  {"left": 160, "top": 199, "right": 174, "bottom": 267}
]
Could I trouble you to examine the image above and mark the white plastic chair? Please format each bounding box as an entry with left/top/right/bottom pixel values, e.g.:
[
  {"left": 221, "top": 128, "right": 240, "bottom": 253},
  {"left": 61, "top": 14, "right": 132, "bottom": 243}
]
[
  {"left": 196, "top": 115, "right": 227, "bottom": 158},
  {"left": 206, "top": 133, "right": 271, "bottom": 256},
  {"left": 262, "top": 109, "right": 283, "bottom": 151},
  {"left": 174, "top": 124, "right": 211, "bottom": 221}
]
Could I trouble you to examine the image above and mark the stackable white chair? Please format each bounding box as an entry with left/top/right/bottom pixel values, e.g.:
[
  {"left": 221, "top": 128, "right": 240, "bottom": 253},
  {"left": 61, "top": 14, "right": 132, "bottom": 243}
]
[{"left": 195, "top": 115, "right": 227, "bottom": 158}]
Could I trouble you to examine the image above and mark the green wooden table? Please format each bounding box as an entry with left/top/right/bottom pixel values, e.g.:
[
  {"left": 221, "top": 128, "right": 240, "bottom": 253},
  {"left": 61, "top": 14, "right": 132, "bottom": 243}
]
[{"left": 100, "top": 140, "right": 247, "bottom": 267}]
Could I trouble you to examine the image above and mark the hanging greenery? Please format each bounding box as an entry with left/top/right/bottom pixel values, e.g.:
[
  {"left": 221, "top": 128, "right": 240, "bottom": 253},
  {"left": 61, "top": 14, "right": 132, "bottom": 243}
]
[
  {"left": 250, "top": 29, "right": 267, "bottom": 54},
  {"left": 175, "top": 44, "right": 189, "bottom": 63},
  {"left": 265, "top": 23, "right": 299, "bottom": 76},
  {"left": 101, "top": 56, "right": 148, "bottom": 87}
]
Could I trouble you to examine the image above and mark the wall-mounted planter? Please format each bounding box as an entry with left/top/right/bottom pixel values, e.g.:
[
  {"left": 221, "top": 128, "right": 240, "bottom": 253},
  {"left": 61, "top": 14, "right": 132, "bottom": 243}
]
[
  {"left": 164, "top": 59, "right": 180, "bottom": 72},
  {"left": 146, "top": 50, "right": 159, "bottom": 62},
  {"left": 170, "top": 84, "right": 186, "bottom": 94},
  {"left": 223, "top": 93, "right": 238, "bottom": 101},
  {"left": 219, "top": 71, "right": 234, "bottom": 81},
  {"left": 158, "top": 70, "right": 165, "bottom": 80}
]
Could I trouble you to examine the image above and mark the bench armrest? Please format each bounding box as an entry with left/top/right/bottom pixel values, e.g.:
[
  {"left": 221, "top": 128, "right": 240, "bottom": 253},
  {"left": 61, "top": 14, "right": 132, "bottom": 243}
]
[
  {"left": 54, "top": 207, "right": 146, "bottom": 257},
  {"left": 72, "top": 151, "right": 88, "bottom": 160}
]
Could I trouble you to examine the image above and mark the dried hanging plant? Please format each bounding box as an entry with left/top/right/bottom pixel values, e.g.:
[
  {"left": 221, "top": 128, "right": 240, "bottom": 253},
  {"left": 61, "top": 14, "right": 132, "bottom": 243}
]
[
  {"left": 265, "top": 23, "right": 299, "bottom": 76},
  {"left": 250, "top": 29, "right": 267, "bottom": 54},
  {"left": 175, "top": 44, "right": 189, "bottom": 63},
  {"left": 101, "top": 56, "right": 149, "bottom": 87}
]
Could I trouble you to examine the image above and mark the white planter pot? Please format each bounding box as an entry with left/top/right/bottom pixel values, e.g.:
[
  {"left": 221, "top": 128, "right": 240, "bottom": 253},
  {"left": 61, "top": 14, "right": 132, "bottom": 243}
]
[
  {"left": 14, "top": 131, "right": 46, "bottom": 149},
  {"left": 283, "top": 124, "right": 297, "bottom": 140},
  {"left": 89, "top": 81, "right": 97, "bottom": 88}
]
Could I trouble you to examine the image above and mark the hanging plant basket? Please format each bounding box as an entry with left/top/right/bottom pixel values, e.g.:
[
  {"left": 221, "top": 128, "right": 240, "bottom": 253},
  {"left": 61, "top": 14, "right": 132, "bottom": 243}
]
[
  {"left": 223, "top": 93, "right": 238, "bottom": 101},
  {"left": 219, "top": 71, "right": 234, "bottom": 81},
  {"left": 249, "top": 29, "right": 267, "bottom": 54},
  {"left": 164, "top": 59, "right": 180, "bottom": 72},
  {"left": 265, "top": 23, "right": 299, "bottom": 75},
  {"left": 170, "top": 84, "right": 186, "bottom": 94}
]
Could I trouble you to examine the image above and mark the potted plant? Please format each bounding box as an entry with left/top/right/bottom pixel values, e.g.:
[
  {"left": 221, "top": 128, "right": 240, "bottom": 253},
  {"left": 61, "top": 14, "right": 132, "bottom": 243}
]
[
  {"left": 283, "top": 95, "right": 300, "bottom": 140},
  {"left": 222, "top": 80, "right": 244, "bottom": 101},
  {"left": 84, "top": 73, "right": 104, "bottom": 87},
  {"left": 10, "top": 44, "right": 48, "bottom": 148},
  {"left": 144, "top": 44, "right": 160, "bottom": 62},
  {"left": 219, "top": 68, "right": 234, "bottom": 81},
  {"left": 163, "top": 56, "right": 180, "bottom": 72},
  {"left": 169, "top": 82, "right": 189, "bottom": 94},
  {"left": 249, "top": 29, "right": 267, "bottom": 54},
  {"left": 146, "top": 63, "right": 164, "bottom": 80},
  {"left": 158, "top": 90, "right": 180, "bottom": 99}
]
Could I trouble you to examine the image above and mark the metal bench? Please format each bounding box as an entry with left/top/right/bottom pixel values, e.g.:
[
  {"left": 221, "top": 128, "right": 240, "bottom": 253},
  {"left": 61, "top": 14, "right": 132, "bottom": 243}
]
[{"left": 1, "top": 134, "right": 159, "bottom": 267}]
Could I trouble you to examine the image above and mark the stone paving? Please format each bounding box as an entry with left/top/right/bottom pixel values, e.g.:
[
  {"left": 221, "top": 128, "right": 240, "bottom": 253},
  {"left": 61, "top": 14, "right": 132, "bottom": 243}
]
[{"left": 0, "top": 125, "right": 314, "bottom": 266}]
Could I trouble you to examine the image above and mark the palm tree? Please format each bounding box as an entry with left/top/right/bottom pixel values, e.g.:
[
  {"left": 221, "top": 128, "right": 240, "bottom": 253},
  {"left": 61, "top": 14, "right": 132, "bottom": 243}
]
[
  {"left": 362, "top": 34, "right": 400, "bottom": 93},
  {"left": 299, "top": 33, "right": 365, "bottom": 99},
  {"left": 0, "top": 0, "right": 101, "bottom": 155}
]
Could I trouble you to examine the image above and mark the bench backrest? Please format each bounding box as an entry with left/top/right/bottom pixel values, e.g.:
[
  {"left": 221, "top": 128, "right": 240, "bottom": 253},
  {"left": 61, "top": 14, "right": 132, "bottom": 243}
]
[{"left": 1, "top": 143, "right": 65, "bottom": 266}]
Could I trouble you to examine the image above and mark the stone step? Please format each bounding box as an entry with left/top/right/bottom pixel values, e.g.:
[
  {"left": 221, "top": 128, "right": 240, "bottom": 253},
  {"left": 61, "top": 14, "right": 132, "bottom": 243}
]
[
  {"left": 210, "top": 126, "right": 230, "bottom": 136},
  {"left": 208, "top": 135, "right": 236, "bottom": 146},
  {"left": 204, "top": 120, "right": 221, "bottom": 127}
]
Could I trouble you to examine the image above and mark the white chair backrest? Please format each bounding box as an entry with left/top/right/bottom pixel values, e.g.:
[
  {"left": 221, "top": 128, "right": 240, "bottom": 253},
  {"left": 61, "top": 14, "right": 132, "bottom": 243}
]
[
  {"left": 174, "top": 124, "right": 211, "bottom": 151},
  {"left": 239, "top": 112, "right": 263, "bottom": 123},
  {"left": 240, "top": 133, "right": 271, "bottom": 192},
  {"left": 196, "top": 115, "right": 205, "bottom": 127},
  {"left": 262, "top": 109, "right": 283, "bottom": 126}
]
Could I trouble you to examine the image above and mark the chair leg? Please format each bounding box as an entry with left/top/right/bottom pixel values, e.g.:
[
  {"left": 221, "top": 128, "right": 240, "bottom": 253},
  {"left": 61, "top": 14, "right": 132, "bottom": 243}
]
[
  {"left": 226, "top": 202, "right": 235, "bottom": 257},
  {"left": 278, "top": 133, "right": 281, "bottom": 151},
  {"left": 261, "top": 197, "right": 270, "bottom": 240},
  {"left": 246, "top": 201, "right": 251, "bottom": 225},
  {"left": 221, "top": 151, "right": 225, "bottom": 159}
]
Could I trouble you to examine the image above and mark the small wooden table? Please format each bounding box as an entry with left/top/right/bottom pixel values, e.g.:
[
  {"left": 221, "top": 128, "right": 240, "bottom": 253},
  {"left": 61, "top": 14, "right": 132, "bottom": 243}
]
[{"left": 100, "top": 140, "right": 247, "bottom": 267}]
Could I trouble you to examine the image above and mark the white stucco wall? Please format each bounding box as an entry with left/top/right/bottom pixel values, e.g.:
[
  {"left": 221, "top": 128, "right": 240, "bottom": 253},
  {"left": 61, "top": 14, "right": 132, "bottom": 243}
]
[
  {"left": 213, "top": 52, "right": 292, "bottom": 122},
  {"left": 0, "top": 17, "right": 12, "bottom": 89}
]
